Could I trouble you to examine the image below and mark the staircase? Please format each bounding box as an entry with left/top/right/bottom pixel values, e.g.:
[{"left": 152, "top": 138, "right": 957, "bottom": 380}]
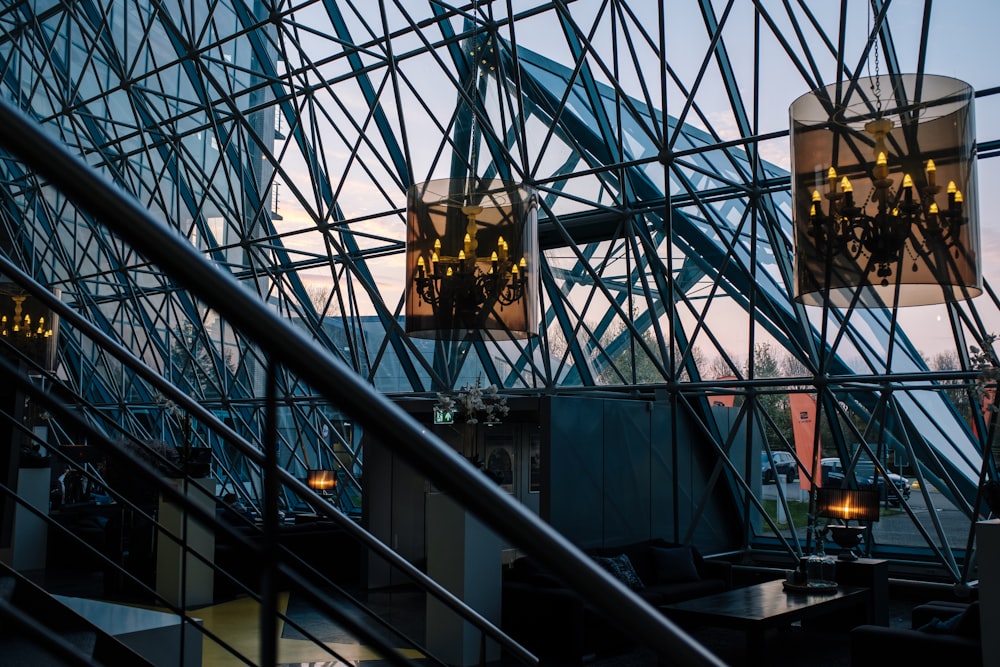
[{"left": 0, "top": 561, "right": 153, "bottom": 666}]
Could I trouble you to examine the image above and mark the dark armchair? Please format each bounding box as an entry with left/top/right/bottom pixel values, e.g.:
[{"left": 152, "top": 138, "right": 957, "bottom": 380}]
[
  {"left": 501, "top": 538, "right": 732, "bottom": 662},
  {"left": 850, "top": 600, "right": 981, "bottom": 667}
]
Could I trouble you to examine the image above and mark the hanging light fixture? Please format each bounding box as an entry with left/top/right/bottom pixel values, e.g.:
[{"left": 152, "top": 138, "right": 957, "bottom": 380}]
[
  {"left": 0, "top": 283, "right": 58, "bottom": 370},
  {"left": 790, "top": 72, "right": 980, "bottom": 308},
  {"left": 404, "top": 3, "right": 538, "bottom": 340},
  {"left": 406, "top": 179, "right": 537, "bottom": 339}
]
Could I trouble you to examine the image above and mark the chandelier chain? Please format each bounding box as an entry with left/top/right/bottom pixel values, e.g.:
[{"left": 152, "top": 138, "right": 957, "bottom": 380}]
[{"left": 867, "top": 5, "right": 882, "bottom": 113}]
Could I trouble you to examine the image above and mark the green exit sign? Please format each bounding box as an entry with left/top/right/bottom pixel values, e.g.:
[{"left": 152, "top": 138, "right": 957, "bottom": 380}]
[{"left": 433, "top": 407, "right": 454, "bottom": 425}]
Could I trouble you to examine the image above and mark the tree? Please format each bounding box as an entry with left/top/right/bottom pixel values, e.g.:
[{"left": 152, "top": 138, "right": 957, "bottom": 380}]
[
  {"left": 306, "top": 283, "right": 339, "bottom": 317},
  {"left": 929, "top": 350, "right": 971, "bottom": 420},
  {"left": 749, "top": 342, "right": 792, "bottom": 451}
]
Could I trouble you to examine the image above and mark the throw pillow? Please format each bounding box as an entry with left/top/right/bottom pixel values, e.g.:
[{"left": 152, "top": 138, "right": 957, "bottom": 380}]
[
  {"left": 918, "top": 602, "right": 979, "bottom": 637},
  {"left": 918, "top": 614, "right": 963, "bottom": 634},
  {"left": 595, "top": 553, "right": 645, "bottom": 590},
  {"left": 650, "top": 545, "right": 701, "bottom": 584}
]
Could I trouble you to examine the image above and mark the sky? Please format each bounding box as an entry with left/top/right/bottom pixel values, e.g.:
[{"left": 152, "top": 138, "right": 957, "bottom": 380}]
[{"left": 266, "top": 1, "right": 1000, "bottom": 363}]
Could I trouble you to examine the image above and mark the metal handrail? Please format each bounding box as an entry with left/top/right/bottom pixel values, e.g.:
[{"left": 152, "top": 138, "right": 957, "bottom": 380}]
[
  {"left": 0, "top": 96, "right": 726, "bottom": 667},
  {"left": 0, "top": 257, "right": 536, "bottom": 665}
]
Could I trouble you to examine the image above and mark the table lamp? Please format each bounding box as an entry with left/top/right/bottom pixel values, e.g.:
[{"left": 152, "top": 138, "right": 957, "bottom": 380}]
[{"left": 816, "top": 487, "right": 881, "bottom": 560}]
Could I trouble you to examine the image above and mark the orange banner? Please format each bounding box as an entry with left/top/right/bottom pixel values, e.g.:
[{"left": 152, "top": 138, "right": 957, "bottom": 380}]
[
  {"left": 711, "top": 376, "right": 738, "bottom": 407},
  {"left": 789, "top": 393, "right": 818, "bottom": 491},
  {"left": 974, "top": 384, "right": 996, "bottom": 439}
]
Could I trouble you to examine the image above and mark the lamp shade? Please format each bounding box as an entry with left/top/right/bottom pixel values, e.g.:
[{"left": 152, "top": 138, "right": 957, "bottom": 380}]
[
  {"left": 815, "top": 487, "right": 881, "bottom": 523},
  {"left": 405, "top": 178, "right": 538, "bottom": 339},
  {"left": 790, "top": 74, "right": 980, "bottom": 307},
  {"left": 306, "top": 469, "right": 337, "bottom": 492}
]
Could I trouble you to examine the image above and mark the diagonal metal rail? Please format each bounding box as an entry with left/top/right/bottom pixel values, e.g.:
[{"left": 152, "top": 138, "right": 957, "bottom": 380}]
[{"left": 0, "top": 96, "right": 727, "bottom": 666}]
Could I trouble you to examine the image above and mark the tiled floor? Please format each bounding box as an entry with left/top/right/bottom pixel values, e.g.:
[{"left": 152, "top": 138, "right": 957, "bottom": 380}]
[
  {"left": 33, "top": 569, "right": 928, "bottom": 667},
  {"left": 195, "top": 586, "right": 923, "bottom": 667}
]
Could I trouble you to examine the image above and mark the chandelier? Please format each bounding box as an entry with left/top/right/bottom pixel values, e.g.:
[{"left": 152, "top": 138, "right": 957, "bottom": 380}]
[
  {"left": 404, "top": 5, "right": 538, "bottom": 340},
  {"left": 0, "top": 284, "right": 57, "bottom": 370},
  {"left": 790, "top": 73, "right": 980, "bottom": 308},
  {"left": 405, "top": 178, "right": 538, "bottom": 339}
]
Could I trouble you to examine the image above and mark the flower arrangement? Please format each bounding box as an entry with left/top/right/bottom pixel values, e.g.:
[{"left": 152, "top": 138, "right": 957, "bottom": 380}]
[
  {"left": 435, "top": 376, "right": 509, "bottom": 425},
  {"left": 153, "top": 391, "right": 212, "bottom": 476}
]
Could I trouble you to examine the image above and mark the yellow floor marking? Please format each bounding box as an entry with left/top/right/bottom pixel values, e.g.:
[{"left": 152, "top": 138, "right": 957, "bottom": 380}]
[{"left": 167, "top": 593, "right": 424, "bottom": 666}]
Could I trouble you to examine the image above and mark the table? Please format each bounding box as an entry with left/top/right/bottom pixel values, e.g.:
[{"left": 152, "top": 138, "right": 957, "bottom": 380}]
[
  {"left": 834, "top": 558, "right": 889, "bottom": 626},
  {"left": 660, "top": 579, "right": 870, "bottom": 664}
]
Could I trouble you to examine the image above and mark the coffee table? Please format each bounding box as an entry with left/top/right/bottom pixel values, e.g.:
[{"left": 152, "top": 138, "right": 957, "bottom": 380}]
[{"left": 660, "top": 579, "right": 870, "bottom": 664}]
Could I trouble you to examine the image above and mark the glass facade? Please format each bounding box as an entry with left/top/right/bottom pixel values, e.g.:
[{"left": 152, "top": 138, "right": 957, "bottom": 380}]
[{"left": 1, "top": 1, "right": 998, "bottom": 583}]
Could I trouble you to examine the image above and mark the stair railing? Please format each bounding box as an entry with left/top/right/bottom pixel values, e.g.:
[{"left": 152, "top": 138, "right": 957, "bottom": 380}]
[{"left": 0, "top": 94, "right": 727, "bottom": 667}]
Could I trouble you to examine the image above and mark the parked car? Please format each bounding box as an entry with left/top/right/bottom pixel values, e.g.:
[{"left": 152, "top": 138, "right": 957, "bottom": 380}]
[
  {"left": 864, "top": 472, "right": 912, "bottom": 506},
  {"left": 819, "top": 458, "right": 911, "bottom": 507},
  {"left": 762, "top": 451, "right": 798, "bottom": 484}
]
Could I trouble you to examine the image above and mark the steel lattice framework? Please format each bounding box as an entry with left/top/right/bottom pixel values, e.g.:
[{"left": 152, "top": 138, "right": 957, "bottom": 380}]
[{"left": 1, "top": 0, "right": 999, "bottom": 580}]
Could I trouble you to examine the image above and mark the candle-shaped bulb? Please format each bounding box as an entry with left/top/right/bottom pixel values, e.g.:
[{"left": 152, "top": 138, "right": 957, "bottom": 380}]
[
  {"left": 873, "top": 152, "right": 889, "bottom": 180},
  {"left": 464, "top": 233, "right": 472, "bottom": 255},
  {"left": 827, "top": 167, "right": 838, "bottom": 192},
  {"left": 955, "top": 190, "right": 964, "bottom": 203},
  {"left": 810, "top": 189, "right": 821, "bottom": 215},
  {"left": 926, "top": 159, "right": 937, "bottom": 187},
  {"left": 902, "top": 173, "right": 914, "bottom": 204},
  {"left": 929, "top": 202, "right": 939, "bottom": 215},
  {"left": 490, "top": 251, "right": 498, "bottom": 273},
  {"left": 511, "top": 264, "right": 519, "bottom": 276},
  {"left": 446, "top": 267, "right": 453, "bottom": 277},
  {"left": 519, "top": 257, "right": 527, "bottom": 270},
  {"left": 458, "top": 250, "right": 466, "bottom": 261},
  {"left": 497, "top": 235, "right": 507, "bottom": 261},
  {"left": 433, "top": 238, "right": 441, "bottom": 253},
  {"left": 947, "top": 181, "right": 957, "bottom": 194},
  {"left": 840, "top": 176, "right": 852, "bottom": 193},
  {"left": 417, "top": 256, "right": 425, "bottom": 277}
]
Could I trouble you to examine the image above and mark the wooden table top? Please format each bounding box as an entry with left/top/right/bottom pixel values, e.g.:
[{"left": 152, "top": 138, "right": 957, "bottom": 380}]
[{"left": 660, "top": 578, "right": 869, "bottom": 630}]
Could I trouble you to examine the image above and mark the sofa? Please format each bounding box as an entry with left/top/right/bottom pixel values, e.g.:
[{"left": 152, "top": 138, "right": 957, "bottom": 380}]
[
  {"left": 501, "top": 538, "right": 732, "bottom": 662},
  {"left": 849, "top": 600, "right": 981, "bottom": 667},
  {"left": 213, "top": 518, "right": 362, "bottom": 600}
]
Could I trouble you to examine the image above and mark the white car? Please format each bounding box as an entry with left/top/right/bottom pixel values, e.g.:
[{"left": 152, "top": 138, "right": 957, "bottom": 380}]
[{"left": 762, "top": 451, "right": 798, "bottom": 484}]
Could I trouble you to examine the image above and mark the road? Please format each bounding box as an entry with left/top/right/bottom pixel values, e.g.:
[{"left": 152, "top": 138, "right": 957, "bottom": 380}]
[{"left": 761, "top": 479, "right": 975, "bottom": 551}]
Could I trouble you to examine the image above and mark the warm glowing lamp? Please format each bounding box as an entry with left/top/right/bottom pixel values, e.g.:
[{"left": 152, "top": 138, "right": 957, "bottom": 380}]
[
  {"left": 790, "top": 74, "right": 980, "bottom": 307},
  {"left": 405, "top": 178, "right": 539, "bottom": 339},
  {"left": 816, "top": 487, "right": 881, "bottom": 560},
  {"left": 306, "top": 469, "right": 337, "bottom": 496}
]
